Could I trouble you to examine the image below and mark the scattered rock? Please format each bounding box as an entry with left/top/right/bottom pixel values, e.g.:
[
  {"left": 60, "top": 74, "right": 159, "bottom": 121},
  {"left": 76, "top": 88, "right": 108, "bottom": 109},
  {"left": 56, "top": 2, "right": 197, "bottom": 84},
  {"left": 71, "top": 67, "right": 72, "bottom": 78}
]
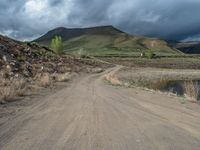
[
  {"left": 2, "top": 55, "right": 7, "bottom": 62},
  {"left": 53, "top": 73, "right": 72, "bottom": 82},
  {"left": 91, "top": 68, "right": 103, "bottom": 73}
]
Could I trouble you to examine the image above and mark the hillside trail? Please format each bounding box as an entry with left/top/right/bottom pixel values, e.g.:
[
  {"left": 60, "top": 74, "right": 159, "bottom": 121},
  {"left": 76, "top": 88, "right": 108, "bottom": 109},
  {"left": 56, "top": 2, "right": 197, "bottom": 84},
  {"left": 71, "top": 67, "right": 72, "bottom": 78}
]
[{"left": 0, "top": 66, "right": 200, "bottom": 150}]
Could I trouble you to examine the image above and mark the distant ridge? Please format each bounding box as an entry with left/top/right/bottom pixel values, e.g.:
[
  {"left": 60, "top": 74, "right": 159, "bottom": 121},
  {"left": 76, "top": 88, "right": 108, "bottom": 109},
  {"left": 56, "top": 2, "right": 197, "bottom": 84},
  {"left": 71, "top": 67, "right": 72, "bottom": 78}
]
[{"left": 34, "top": 25, "right": 123, "bottom": 44}]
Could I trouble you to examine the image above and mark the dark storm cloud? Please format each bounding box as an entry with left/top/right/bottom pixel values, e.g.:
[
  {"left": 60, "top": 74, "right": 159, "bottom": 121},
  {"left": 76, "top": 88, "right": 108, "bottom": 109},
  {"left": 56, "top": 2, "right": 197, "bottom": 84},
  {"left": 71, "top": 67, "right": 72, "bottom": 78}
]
[
  {"left": 49, "top": 0, "right": 63, "bottom": 6},
  {"left": 0, "top": 0, "right": 200, "bottom": 41},
  {"left": 67, "top": 0, "right": 115, "bottom": 25}
]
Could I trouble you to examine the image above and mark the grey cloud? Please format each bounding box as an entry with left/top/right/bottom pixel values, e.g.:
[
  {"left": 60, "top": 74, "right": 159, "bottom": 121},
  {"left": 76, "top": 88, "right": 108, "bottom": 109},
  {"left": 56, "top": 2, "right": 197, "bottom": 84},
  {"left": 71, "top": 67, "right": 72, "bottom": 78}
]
[
  {"left": 0, "top": 0, "right": 200, "bottom": 41},
  {"left": 49, "top": 0, "right": 64, "bottom": 6}
]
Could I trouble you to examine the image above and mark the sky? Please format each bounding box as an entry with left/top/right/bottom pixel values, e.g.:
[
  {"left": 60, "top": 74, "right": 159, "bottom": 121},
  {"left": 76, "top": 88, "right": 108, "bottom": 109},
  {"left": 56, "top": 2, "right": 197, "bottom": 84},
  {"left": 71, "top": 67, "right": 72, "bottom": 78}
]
[{"left": 0, "top": 0, "right": 200, "bottom": 41}]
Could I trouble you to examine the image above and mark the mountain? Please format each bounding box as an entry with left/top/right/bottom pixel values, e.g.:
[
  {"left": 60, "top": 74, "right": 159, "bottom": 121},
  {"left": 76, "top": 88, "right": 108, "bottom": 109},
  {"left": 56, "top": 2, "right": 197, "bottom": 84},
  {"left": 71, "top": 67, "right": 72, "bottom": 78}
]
[
  {"left": 172, "top": 41, "right": 200, "bottom": 54},
  {"left": 34, "top": 26, "right": 180, "bottom": 56},
  {"left": 35, "top": 26, "right": 122, "bottom": 45}
]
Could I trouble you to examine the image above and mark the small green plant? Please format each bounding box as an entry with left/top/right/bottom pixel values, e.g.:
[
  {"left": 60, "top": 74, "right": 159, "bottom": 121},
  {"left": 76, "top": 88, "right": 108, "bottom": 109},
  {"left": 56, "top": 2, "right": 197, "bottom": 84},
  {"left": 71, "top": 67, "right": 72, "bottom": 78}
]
[
  {"left": 51, "top": 36, "right": 64, "bottom": 55},
  {"left": 147, "top": 49, "right": 155, "bottom": 59}
]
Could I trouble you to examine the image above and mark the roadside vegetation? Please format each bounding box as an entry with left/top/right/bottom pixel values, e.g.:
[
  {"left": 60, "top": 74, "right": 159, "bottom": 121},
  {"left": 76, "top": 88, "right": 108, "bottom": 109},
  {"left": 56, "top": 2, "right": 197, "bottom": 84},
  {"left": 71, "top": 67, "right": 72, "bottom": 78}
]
[
  {"left": 0, "top": 74, "right": 27, "bottom": 103},
  {"left": 106, "top": 67, "right": 200, "bottom": 101},
  {"left": 0, "top": 71, "right": 73, "bottom": 103},
  {"left": 184, "top": 81, "right": 200, "bottom": 101}
]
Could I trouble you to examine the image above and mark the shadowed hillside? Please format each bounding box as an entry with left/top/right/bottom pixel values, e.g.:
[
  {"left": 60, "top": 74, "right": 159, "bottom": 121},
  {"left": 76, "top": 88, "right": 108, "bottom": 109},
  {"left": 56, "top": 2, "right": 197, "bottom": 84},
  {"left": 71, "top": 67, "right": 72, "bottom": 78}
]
[{"left": 173, "top": 41, "right": 200, "bottom": 54}]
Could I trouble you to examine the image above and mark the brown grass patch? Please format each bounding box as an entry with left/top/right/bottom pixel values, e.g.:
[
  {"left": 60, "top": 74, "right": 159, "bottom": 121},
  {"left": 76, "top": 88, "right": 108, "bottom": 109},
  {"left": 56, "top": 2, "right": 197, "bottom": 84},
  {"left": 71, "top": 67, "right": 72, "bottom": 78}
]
[
  {"left": 0, "top": 86, "right": 15, "bottom": 102},
  {"left": 35, "top": 73, "right": 53, "bottom": 88},
  {"left": 184, "top": 81, "right": 199, "bottom": 101},
  {"left": 0, "top": 77, "right": 27, "bottom": 102},
  {"left": 52, "top": 72, "right": 72, "bottom": 82}
]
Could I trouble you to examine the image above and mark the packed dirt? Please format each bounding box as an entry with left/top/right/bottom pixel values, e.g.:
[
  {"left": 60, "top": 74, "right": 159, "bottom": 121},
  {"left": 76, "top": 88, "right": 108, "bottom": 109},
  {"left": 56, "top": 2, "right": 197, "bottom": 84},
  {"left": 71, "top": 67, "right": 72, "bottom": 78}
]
[{"left": 0, "top": 66, "right": 200, "bottom": 150}]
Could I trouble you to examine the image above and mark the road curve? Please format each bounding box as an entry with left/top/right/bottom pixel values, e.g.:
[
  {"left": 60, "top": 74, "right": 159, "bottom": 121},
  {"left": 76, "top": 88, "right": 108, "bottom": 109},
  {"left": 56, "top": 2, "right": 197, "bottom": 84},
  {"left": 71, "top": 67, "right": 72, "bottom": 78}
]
[{"left": 0, "top": 66, "right": 200, "bottom": 150}]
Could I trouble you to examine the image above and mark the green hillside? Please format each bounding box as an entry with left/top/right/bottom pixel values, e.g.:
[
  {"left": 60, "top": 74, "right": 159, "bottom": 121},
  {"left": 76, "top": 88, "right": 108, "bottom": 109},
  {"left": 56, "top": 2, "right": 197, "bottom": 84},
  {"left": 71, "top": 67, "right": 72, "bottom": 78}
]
[{"left": 34, "top": 26, "right": 181, "bottom": 57}]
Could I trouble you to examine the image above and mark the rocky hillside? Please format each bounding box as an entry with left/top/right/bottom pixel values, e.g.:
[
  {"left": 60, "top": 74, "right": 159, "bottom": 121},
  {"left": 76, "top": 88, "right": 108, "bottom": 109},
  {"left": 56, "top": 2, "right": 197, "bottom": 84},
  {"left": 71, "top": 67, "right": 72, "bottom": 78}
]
[
  {"left": 0, "top": 35, "right": 63, "bottom": 77},
  {"left": 0, "top": 35, "right": 107, "bottom": 78}
]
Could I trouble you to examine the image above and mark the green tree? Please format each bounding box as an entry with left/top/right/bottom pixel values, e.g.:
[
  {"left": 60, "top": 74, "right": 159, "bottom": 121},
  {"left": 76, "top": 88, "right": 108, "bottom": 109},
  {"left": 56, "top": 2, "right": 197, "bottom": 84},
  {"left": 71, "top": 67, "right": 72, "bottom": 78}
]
[
  {"left": 51, "top": 36, "right": 64, "bottom": 55},
  {"left": 147, "top": 49, "right": 156, "bottom": 59}
]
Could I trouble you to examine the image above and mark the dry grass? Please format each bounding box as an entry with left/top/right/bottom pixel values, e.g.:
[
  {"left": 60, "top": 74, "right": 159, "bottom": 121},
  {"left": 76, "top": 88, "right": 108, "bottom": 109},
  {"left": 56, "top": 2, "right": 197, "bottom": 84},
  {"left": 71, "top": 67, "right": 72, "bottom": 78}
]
[
  {"left": 184, "top": 81, "right": 199, "bottom": 101},
  {"left": 52, "top": 73, "right": 71, "bottom": 82},
  {"left": 0, "top": 86, "right": 15, "bottom": 102},
  {"left": 147, "top": 79, "right": 171, "bottom": 90},
  {"left": 14, "top": 78, "right": 27, "bottom": 96},
  {"left": 112, "top": 68, "right": 200, "bottom": 101},
  {"left": 0, "top": 76, "right": 27, "bottom": 103},
  {"left": 0, "top": 71, "right": 74, "bottom": 103},
  {"left": 35, "top": 73, "right": 53, "bottom": 88},
  {"left": 105, "top": 73, "right": 122, "bottom": 86}
]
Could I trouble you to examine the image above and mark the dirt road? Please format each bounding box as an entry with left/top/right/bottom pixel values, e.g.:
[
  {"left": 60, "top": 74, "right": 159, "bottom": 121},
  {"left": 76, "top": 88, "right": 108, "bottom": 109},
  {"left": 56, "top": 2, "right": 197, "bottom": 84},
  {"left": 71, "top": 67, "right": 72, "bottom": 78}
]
[{"left": 0, "top": 66, "right": 200, "bottom": 150}]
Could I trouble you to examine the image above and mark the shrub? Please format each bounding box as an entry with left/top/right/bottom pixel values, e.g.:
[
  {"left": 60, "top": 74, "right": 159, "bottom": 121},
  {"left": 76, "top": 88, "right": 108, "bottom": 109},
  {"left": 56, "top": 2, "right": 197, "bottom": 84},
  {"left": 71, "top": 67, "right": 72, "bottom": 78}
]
[
  {"left": 0, "top": 86, "right": 15, "bottom": 102},
  {"left": 147, "top": 50, "right": 155, "bottom": 59},
  {"left": 51, "top": 36, "right": 64, "bottom": 55},
  {"left": 52, "top": 73, "right": 72, "bottom": 82},
  {"left": 36, "top": 73, "right": 53, "bottom": 88},
  {"left": 14, "top": 78, "right": 27, "bottom": 96},
  {"left": 0, "top": 77, "right": 27, "bottom": 102}
]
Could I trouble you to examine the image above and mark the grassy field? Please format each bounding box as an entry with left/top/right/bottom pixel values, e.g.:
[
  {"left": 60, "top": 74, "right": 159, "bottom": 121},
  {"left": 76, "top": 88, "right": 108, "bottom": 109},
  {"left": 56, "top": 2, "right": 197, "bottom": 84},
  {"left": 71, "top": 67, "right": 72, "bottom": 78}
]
[
  {"left": 65, "top": 48, "right": 184, "bottom": 57},
  {"left": 100, "top": 56, "right": 200, "bottom": 69}
]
